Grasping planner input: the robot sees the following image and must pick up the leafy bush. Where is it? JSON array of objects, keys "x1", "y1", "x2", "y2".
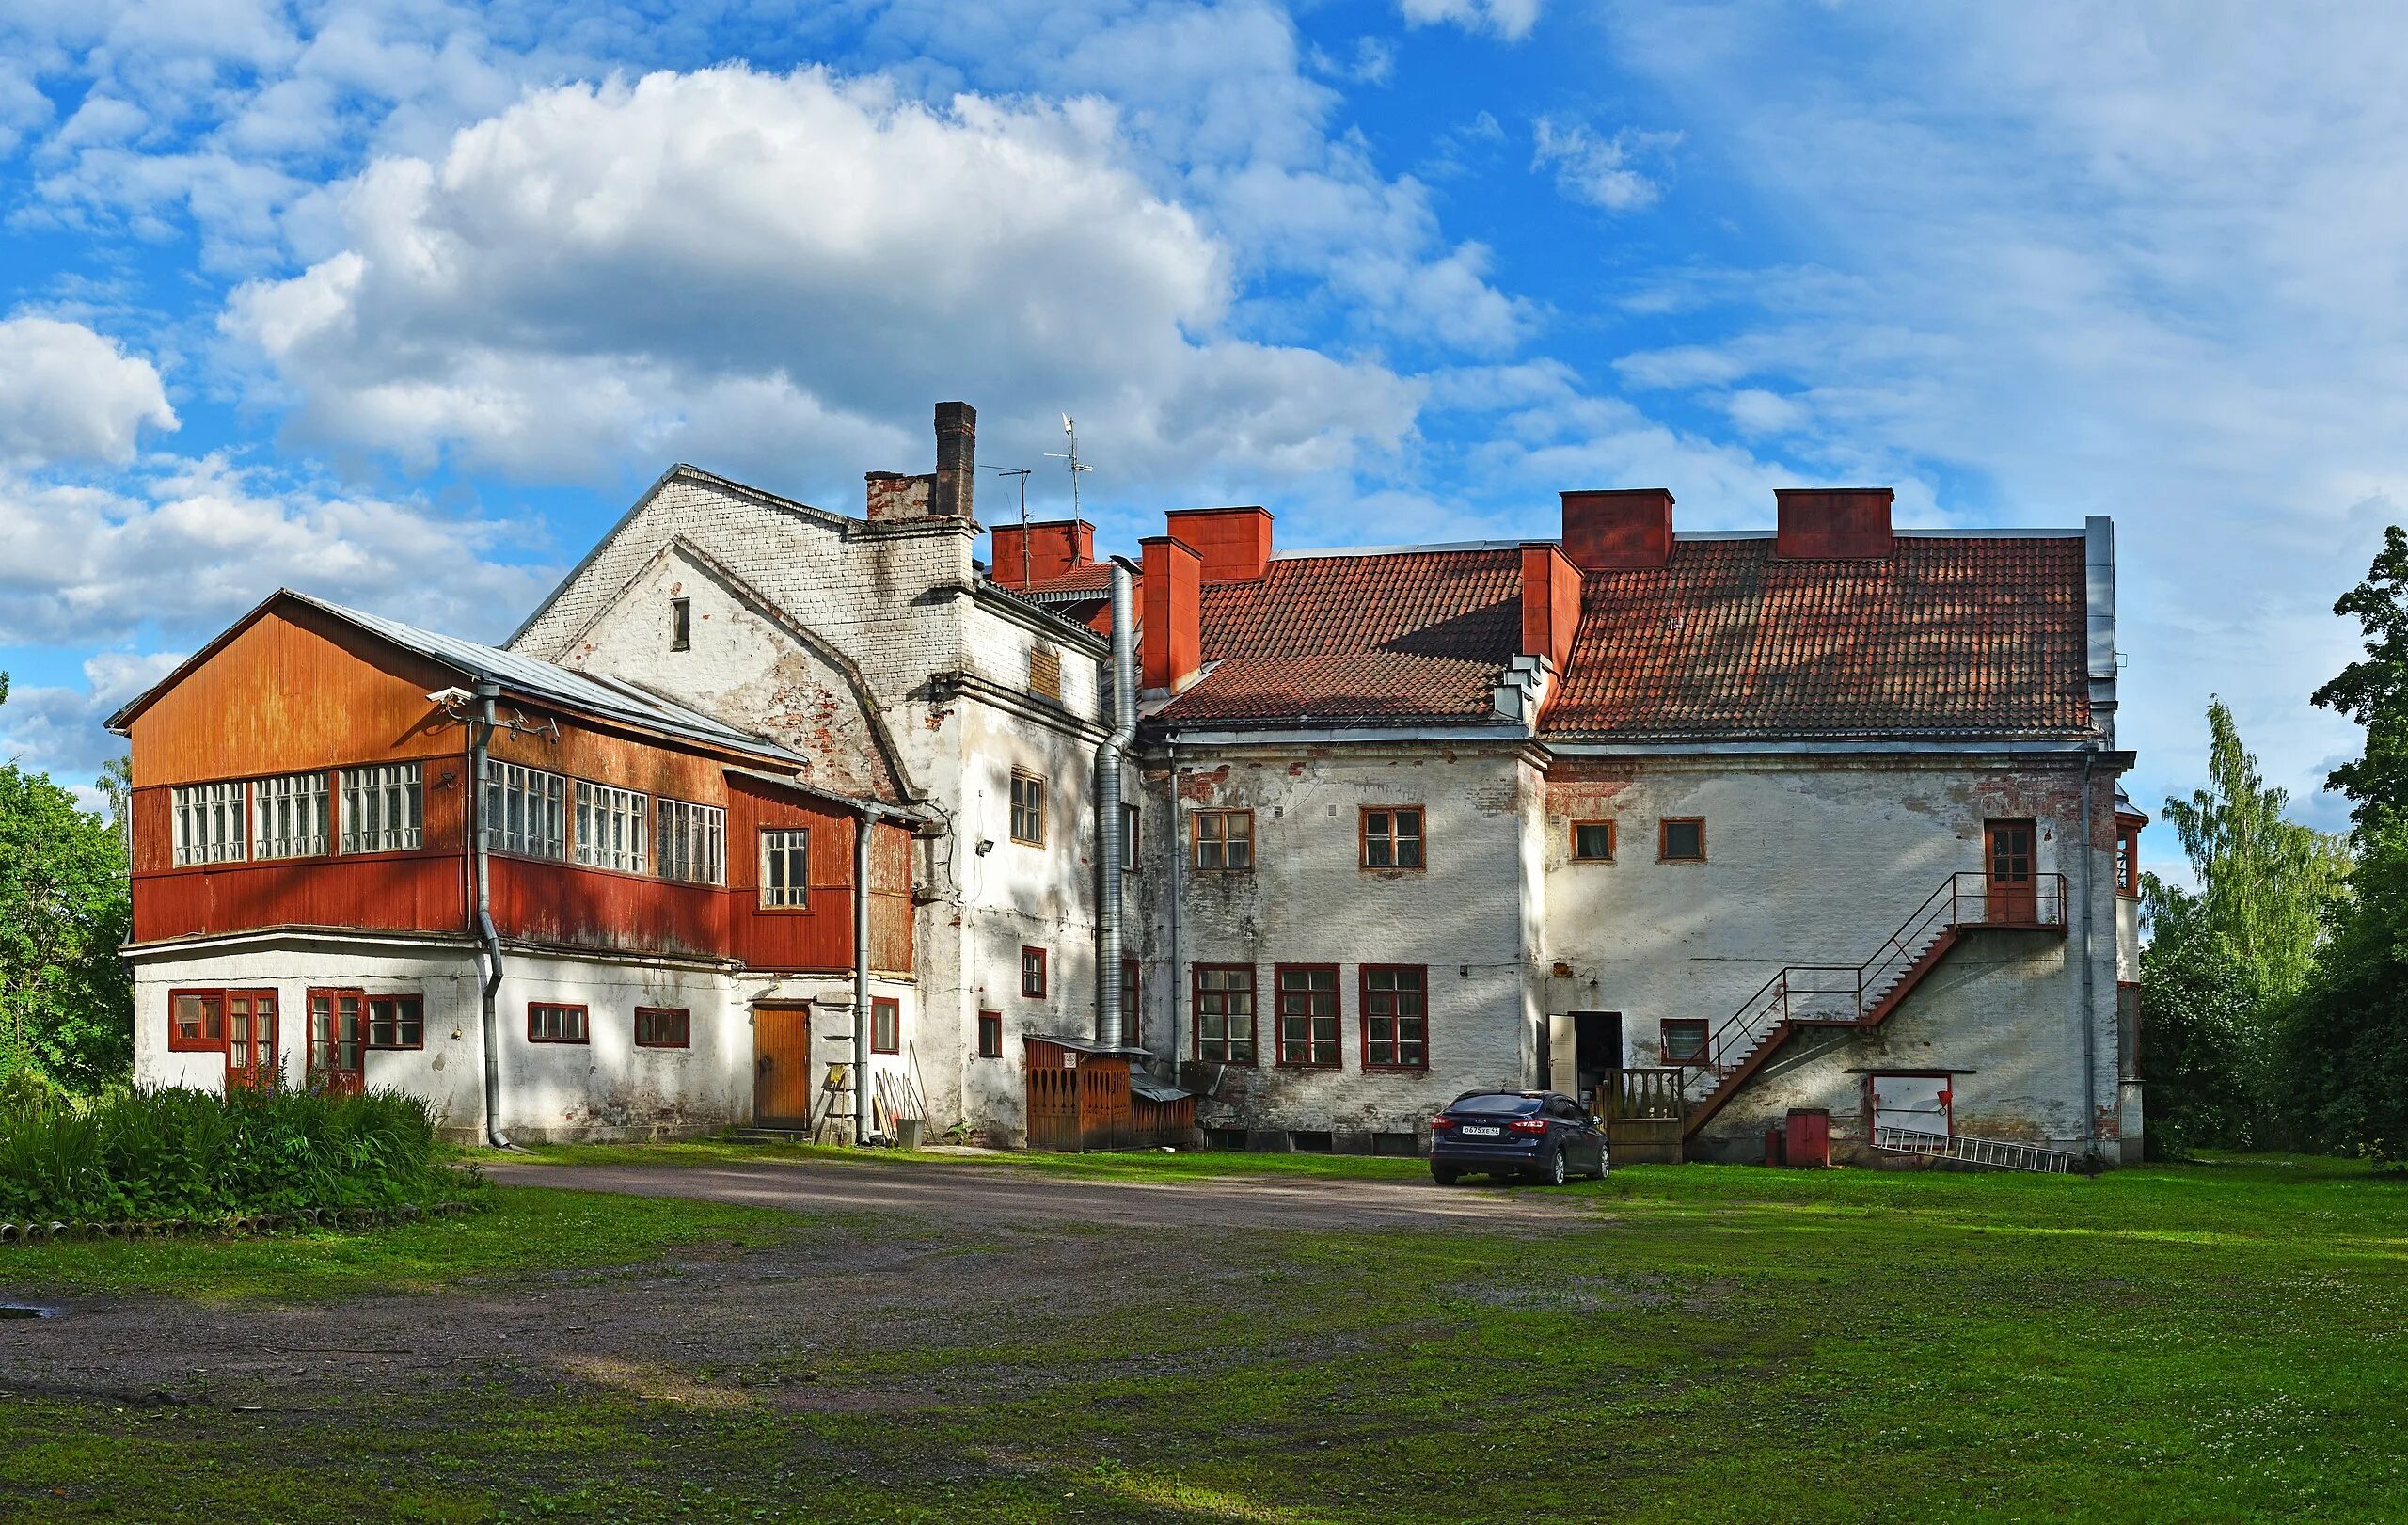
[{"x1": 0, "y1": 1085, "x2": 483, "y2": 1225}]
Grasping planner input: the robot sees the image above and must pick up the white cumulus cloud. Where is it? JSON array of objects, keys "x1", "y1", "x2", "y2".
[
  {"x1": 0, "y1": 316, "x2": 178, "y2": 465},
  {"x1": 1530, "y1": 118, "x2": 1677, "y2": 212},
  {"x1": 1398, "y1": 0, "x2": 1544, "y2": 43}
]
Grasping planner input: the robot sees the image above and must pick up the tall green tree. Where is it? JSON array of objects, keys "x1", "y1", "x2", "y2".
[
  {"x1": 2138, "y1": 700, "x2": 2347, "y2": 1153},
  {"x1": 0, "y1": 678, "x2": 135, "y2": 1088},
  {"x1": 2288, "y1": 527, "x2": 2408, "y2": 1161}
]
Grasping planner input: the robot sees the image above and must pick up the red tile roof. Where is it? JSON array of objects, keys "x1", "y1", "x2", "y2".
[
  {"x1": 1017, "y1": 563, "x2": 1117, "y2": 596},
  {"x1": 1539, "y1": 537, "x2": 2090, "y2": 739},
  {"x1": 1157, "y1": 548, "x2": 1524, "y2": 725}
]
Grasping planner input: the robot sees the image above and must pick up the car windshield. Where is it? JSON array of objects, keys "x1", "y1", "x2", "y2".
[{"x1": 1450, "y1": 1094, "x2": 1542, "y2": 1116}]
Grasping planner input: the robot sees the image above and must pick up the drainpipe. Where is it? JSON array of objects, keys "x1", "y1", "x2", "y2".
[
  {"x1": 854, "y1": 806, "x2": 873, "y2": 1145},
  {"x1": 1165, "y1": 732, "x2": 1182, "y2": 1079},
  {"x1": 2078, "y1": 746, "x2": 2100, "y2": 1168},
  {"x1": 469, "y1": 680, "x2": 510, "y2": 1149},
  {"x1": 1096, "y1": 564, "x2": 1137, "y2": 1047}
]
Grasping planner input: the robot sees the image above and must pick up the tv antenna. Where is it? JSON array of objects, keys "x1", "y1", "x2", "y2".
[
  {"x1": 986, "y1": 465, "x2": 1034, "y2": 586},
  {"x1": 1044, "y1": 413, "x2": 1093, "y2": 520}
]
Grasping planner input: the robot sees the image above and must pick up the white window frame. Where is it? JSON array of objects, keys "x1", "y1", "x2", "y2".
[
  {"x1": 341, "y1": 763, "x2": 423, "y2": 854},
  {"x1": 483, "y1": 759, "x2": 566, "y2": 860},
  {"x1": 575, "y1": 780, "x2": 649, "y2": 874},
  {"x1": 253, "y1": 770, "x2": 330, "y2": 861},
  {"x1": 657, "y1": 798, "x2": 727, "y2": 885},
  {"x1": 172, "y1": 782, "x2": 247, "y2": 866},
  {"x1": 761, "y1": 827, "x2": 811, "y2": 908}
]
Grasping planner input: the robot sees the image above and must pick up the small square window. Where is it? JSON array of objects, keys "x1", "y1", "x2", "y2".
[
  {"x1": 368, "y1": 995, "x2": 423, "y2": 1050},
  {"x1": 1570, "y1": 820, "x2": 1615, "y2": 862},
  {"x1": 1021, "y1": 945, "x2": 1048, "y2": 999},
  {"x1": 870, "y1": 996, "x2": 900, "y2": 1055},
  {"x1": 1010, "y1": 772, "x2": 1046, "y2": 846},
  {"x1": 635, "y1": 1006, "x2": 690, "y2": 1049},
  {"x1": 670, "y1": 596, "x2": 690, "y2": 651},
  {"x1": 1191, "y1": 809, "x2": 1253, "y2": 870},
  {"x1": 168, "y1": 991, "x2": 225, "y2": 1052},
  {"x1": 1659, "y1": 818, "x2": 1705, "y2": 863},
  {"x1": 977, "y1": 1010, "x2": 1004, "y2": 1058},
  {"x1": 1660, "y1": 1018, "x2": 1708, "y2": 1065},
  {"x1": 1362, "y1": 807, "x2": 1424, "y2": 870}
]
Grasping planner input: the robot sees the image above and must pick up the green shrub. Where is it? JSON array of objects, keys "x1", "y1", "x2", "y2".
[{"x1": 0, "y1": 1085, "x2": 483, "y2": 1225}]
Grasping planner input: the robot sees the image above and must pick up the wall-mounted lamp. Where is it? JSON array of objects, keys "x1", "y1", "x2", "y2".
[{"x1": 974, "y1": 839, "x2": 995, "y2": 855}]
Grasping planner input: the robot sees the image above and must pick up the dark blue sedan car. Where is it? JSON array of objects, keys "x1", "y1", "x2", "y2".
[{"x1": 1429, "y1": 1090, "x2": 1607, "y2": 1185}]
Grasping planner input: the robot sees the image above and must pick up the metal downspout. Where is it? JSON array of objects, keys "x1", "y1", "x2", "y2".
[
  {"x1": 854, "y1": 807, "x2": 873, "y2": 1145},
  {"x1": 1096, "y1": 565, "x2": 1137, "y2": 1047},
  {"x1": 1165, "y1": 733, "x2": 1181, "y2": 1079},
  {"x1": 470, "y1": 681, "x2": 510, "y2": 1149},
  {"x1": 2078, "y1": 746, "x2": 2100, "y2": 1168}
]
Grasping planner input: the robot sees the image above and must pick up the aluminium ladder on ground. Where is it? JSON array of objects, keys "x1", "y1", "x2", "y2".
[{"x1": 1870, "y1": 1124, "x2": 2075, "y2": 1174}]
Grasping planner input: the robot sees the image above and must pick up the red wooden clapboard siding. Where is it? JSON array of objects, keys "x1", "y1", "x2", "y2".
[
  {"x1": 134, "y1": 854, "x2": 468, "y2": 942},
  {"x1": 490, "y1": 857, "x2": 728, "y2": 960}
]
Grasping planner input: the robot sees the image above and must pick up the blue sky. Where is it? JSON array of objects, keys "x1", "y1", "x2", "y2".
[{"x1": 1, "y1": 1, "x2": 2398, "y2": 865}]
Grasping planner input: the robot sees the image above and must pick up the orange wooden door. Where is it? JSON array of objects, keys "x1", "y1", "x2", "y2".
[
  {"x1": 753, "y1": 1005, "x2": 813, "y2": 1127},
  {"x1": 224, "y1": 991, "x2": 280, "y2": 1091},
  {"x1": 308, "y1": 990, "x2": 365, "y2": 1096},
  {"x1": 1985, "y1": 818, "x2": 2037, "y2": 924}
]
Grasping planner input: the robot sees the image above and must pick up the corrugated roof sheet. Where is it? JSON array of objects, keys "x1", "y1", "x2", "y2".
[
  {"x1": 1539, "y1": 538, "x2": 2089, "y2": 739},
  {"x1": 1158, "y1": 548, "x2": 1523, "y2": 725},
  {"x1": 288, "y1": 592, "x2": 813, "y2": 765}
]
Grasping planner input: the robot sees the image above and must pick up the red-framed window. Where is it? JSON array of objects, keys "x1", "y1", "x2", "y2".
[
  {"x1": 529, "y1": 1002, "x2": 589, "y2": 1043},
  {"x1": 1361, "y1": 965, "x2": 1429, "y2": 1071},
  {"x1": 1191, "y1": 809, "x2": 1254, "y2": 870},
  {"x1": 1660, "y1": 1017, "x2": 1708, "y2": 1064},
  {"x1": 1020, "y1": 946, "x2": 1048, "y2": 999},
  {"x1": 1120, "y1": 959, "x2": 1142, "y2": 1046},
  {"x1": 636, "y1": 1007, "x2": 691, "y2": 1049},
  {"x1": 1275, "y1": 964, "x2": 1340, "y2": 1069},
  {"x1": 1361, "y1": 806, "x2": 1425, "y2": 869},
  {"x1": 1192, "y1": 964, "x2": 1257, "y2": 1065},
  {"x1": 368, "y1": 994, "x2": 423, "y2": 1050},
  {"x1": 1569, "y1": 820, "x2": 1615, "y2": 863},
  {"x1": 976, "y1": 1010, "x2": 1004, "y2": 1058},
  {"x1": 870, "y1": 996, "x2": 901, "y2": 1055},
  {"x1": 167, "y1": 989, "x2": 225, "y2": 1052}
]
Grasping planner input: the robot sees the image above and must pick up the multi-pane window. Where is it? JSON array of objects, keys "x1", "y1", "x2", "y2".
[
  {"x1": 308, "y1": 990, "x2": 365, "y2": 1093},
  {"x1": 636, "y1": 1007, "x2": 691, "y2": 1049},
  {"x1": 529, "y1": 1002, "x2": 589, "y2": 1042},
  {"x1": 1191, "y1": 809, "x2": 1253, "y2": 870},
  {"x1": 168, "y1": 991, "x2": 225, "y2": 1051},
  {"x1": 1362, "y1": 807, "x2": 1424, "y2": 869},
  {"x1": 341, "y1": 762, "x2": 423, "y2": 854},
  {"x1": 172, "y1": 782, "x2": 246, "y2": 866},
  {"x1": 1120, "y1": 959, "x2": 1142, "y2": 1046},
  {"x1": 670, "y1": 597, "x2": 690, "y2": 652},
  {"x1": 1021, "y1": 945, "x2": 1048, "y2": 999},
  {"x1": 1659, "y1": 818, "x2": 1706, "y2": 863},
  {"x1": 1010, "y1": 771, "x2": 1046, "y2": 845},
  {"x1": 2116, "y1": 823, "x2": 2142, "y2": 898},
  {"x1": 1193, "y1": 964, "x2": 1257, "y2": 1064},
  {"x1": 368, "y1": 994, "x2": 423, "y2": 1049},
  {"x1": 254, "y1": 771, "x2": 331, "y2": 860},
  {"x1": 576, "y1": 781, "x2": 649, "y2": 874},
  {"x1": 483, "y1": 760, "x2": 566, "y2": 859},
  {"x1": 1275, "y1": 965, "x2": 1340, "y2": 1069},
  {"x1": 1362, "y1": 965, "x2": 1429, "y2": 1071},
  {"x1": 657, "y1": 799, "x2": 727, "y2": 885},
  {"x1": 761, "y1": 828, "x2": 811, "y2": 908},
  {"x1": 1570, "y1": 820, "x2": 1616, "y2": 863},
  {"x1": 1660, "y1": 1018, "x2": 1708, "y2": 1065},
  {"x1": 977, "y1": 1010, "x2": 1004, "y2": 1058},
  {"x1": 871, "y1": 996, "x2": 900, "y2": 1055}
]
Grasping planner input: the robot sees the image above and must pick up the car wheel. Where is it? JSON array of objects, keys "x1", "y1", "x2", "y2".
[
  {"x1": 1535, "y1": 1148, "x2": 1567, "y2": 1187},
  {"x1": 1431, "y1": 1166, "x2": 1460, "y2": 1186}
]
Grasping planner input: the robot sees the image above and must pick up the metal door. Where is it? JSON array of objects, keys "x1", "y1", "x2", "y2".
[
  {"x1": 1985, "y1": 818, "x2": 2037, "y2": 924},
  {"x1": 224, "y1": 991, "x2": 279, "y2": 1091},
  {"x1": 753, "y1": 1005, "x2": 813, "y2": 1127}
]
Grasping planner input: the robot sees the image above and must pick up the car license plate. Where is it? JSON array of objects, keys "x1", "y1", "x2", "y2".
[{"x1": 1461, "y1": 1125, "x2": 1501, "y2": 1136}]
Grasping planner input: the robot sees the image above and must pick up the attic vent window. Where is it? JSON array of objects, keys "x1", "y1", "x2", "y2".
[
  {"x1": 1029, "y1": 643, "x2": 1062, "y2": 701},
  {"x1": 670, "y1": 597, "x2": 690, "y2": 651}
]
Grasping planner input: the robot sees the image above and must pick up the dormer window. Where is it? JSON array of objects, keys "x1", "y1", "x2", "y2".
[{"x1": 670, "y1": 597, "x2": 690, "y2": 651}]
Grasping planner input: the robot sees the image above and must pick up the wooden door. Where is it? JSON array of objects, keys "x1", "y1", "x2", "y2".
[
  {"x1": 224, "y1": 991, "x2": 279, "y2": 1092},
  {"x1": 753, "y1": 1005, "x2": 813, "y2": 1127},
  {"x1": 308, "y1": 990, "x2": 365, "y2": 1096},
  {"x1": 1985, "y1": 818, "x2": 2037, "y2": 924}
]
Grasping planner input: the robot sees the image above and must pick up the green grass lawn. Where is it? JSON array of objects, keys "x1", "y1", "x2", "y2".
[{"x1": 3, "y1": 1153, "x2": 2404, "y2": 1523}]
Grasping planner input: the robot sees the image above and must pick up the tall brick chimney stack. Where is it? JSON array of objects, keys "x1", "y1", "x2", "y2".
[{"x1": 933, "y1": 401, "x2": 976, "y2": 520}]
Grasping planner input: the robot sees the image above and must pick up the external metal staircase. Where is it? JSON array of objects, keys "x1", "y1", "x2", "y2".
[
  {"x1": 1870, "y1": 1125, "x2": 2074, "y2": 1174},
  {"x1": 1679, "y1": 870, "x2": 2068, "y2": 1141}
]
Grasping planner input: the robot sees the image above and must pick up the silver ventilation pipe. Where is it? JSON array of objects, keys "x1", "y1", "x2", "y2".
[
  {"x1": 854, "y1": 805, "x2": 874, "y2": 1144},
  {"x1": 469, "y1": 680, "x2": 511, "y2": 1149},
  {"x1": 1096, "y1": 564, "x2": 1137, "y2": 1047},
  {"x1": 2078, "y1": 745, "x2": 2101, "y2": 1168}
]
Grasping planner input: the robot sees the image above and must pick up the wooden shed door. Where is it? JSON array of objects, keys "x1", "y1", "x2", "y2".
[
  {"x1": 1985, "y1": 818, "x2": 2037, "y2": 924},
  {"x1": 753, "y1": 1005, "x2": 813, "y2": 1128},
  {"x1": 224, "y1": 992, "x2": 279, "y2": 1092}
]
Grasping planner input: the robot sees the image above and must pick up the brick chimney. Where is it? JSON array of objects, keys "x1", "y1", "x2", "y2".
[
  {"x1": 1163, "y1": 506, "x2": 1273, "y2": 582},
  {"x1": 1519, "y1": 542, "x2": 1582, "y2": 672},
  {"x1": 1140, "y1": 535, "x2": 1203, "y2": 692},
  {"x1": 1561, "y1": 489, "x2": 1673, "y2": 572},
  {"x1": 1775, "y1": 487, "x2": 1893, "y2": 559},
  {"x1": 990, "y1": 519, "x2": 1096, "y2": 590},
  {"x1": 932, "y1": 401, "x2": 976, "y2": 520},
  {"x1": 864, "y1": 471, "x2": 932, "y2": 520}
]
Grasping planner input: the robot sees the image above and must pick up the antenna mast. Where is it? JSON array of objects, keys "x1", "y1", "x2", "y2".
[
  {"x1": 986, "y1": 465, "x2": 1034, "y2": 586},
  {"x1": 1045, "y1": 413, "x2": 1094, "y2": 522}
]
